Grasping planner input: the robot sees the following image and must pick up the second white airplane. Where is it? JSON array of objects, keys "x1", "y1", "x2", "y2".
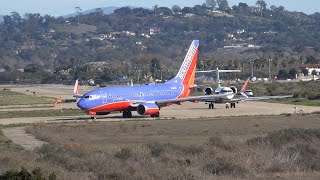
[{"x1": 196, "y1": 73, "x2": 292, "y2": 109}]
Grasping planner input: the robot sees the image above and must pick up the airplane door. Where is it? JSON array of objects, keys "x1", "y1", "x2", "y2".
[
  {"x1": 100, "y1": 91, "x2": 108, "y2": 104},
  {"x1": 139, "y1": 92, "x2": 144, "y2": 100}
]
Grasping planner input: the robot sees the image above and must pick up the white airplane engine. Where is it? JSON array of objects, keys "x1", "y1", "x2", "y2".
[
  {"x1": 230, "y1": 86, "x2": 238, "y2": 94},
  {"x1": 137, "y1": 103, "x2": 160, "y2": 115},
  {"x1": 204, "y1": 87, "x2": 214, "y2": 95}
]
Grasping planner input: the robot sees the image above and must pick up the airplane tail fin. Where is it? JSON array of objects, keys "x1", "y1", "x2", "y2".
[
  {"x1": 166, "y1": 40, "x2": 199, "y2": 86},
  {"x1": 239, "y1": 77, "x2": 250, "y2": 98},
  {"x1": 73, "y1": 79, "x2": 82, "y2": 98}
]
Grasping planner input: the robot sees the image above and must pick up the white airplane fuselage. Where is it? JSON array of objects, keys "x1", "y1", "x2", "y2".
[{"x1": 214, "y1": 86, "x2": 235, "y2": 103}]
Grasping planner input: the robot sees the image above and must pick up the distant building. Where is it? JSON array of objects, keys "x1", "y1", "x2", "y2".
[
  {"x1": 184, "y1": 13, "x2": 195, "y2": 17},
  {"x1": 150, "y1": 27, "x2": 161, "y2": 35},
  {"x1": 301, "y1": 64, "x2": 320, "y2": 75}
]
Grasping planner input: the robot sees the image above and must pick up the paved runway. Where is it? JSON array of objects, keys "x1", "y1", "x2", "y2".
[
  {"x1": 0, "y1": 84, "x2": 318, "y2": 125},
  {"x1": 0, "y1": 101, "x2": 318, "y2": 125}
]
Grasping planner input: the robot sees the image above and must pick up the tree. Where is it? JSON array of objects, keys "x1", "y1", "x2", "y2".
[
  {"x1": 206, "y1": 0, "x2": 217, "y2": 9},
  {"x1": 150, "y1": 58, "x2": 161, "y2": 79},
  {"x1": 312, "y1": 70, "x2": 318, "y2": 76},
  {"x1": 237, "y1": 3, "x2": 249, "y2": 13},
  {"x1": 277, "y1": 69, "x2": 289, "y2": 79},
  {"x1": 10, "y1": 12, "x2": 22, "y2": 24},
  {"x1": 75, "y1": 7, "x2": 82, "y2": 24},
  {"x1": 301, "y1": 69, "x2": 309, "y2": 76},
  {"x1": 256, "y1": 0, "x2": 267, "y2": 17},
  {"x1": 172, "y1": 5, "x2": 181, "y2": 14},
  {"x1": 306, "y1": 56, "x2": 318, "y2": 64},
  {"x1": 288, "y1": 68, "x2": 298, "y2": 78},
  {"x1": 95, "y1": 8, "x2": 104, "y2": 15},
  {"x1": 114, "y1": 7, "x2": 132, "y2": 16},
  {"x1": 217, "y1": 0, "x2": 229, "y2": 11},
  {"x1": 181, "y1": 7, "x2": 193, "y2": 14}
]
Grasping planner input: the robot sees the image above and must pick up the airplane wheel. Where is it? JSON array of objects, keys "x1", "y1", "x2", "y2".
[
  {"x1": 91, "y1": 116, "x2": 96, "y2": 120},
  {"x1": 127, "y1": 111, "x2": 132, "y2": 118},
  {"x1": 230, "y1": 103, "x2": 235, "y2": 108},
  {"x1": 151, "y1": 112, "x2": 160, "y2": 118},
  {"x1": 123, "y1": 111, "x2": 132, "y2": 118},
  {"x1": 208, "y1": 104, "x2": 211, "y2": 109}
]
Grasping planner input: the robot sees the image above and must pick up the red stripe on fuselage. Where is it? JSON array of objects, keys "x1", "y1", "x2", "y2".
[{"x1": 87, "y1": 101, "x2": 133, "y2": 114}]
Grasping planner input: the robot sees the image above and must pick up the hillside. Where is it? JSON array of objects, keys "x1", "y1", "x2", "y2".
[
  {"x1": 63, "y1": 6, "x2": 122, "y2": 18},
  {"x1": 0, "y1": 1, "x2": 319, "y2": 83}
]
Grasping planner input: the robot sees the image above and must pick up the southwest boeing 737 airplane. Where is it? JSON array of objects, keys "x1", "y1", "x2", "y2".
[{"x1": 73, "y1": 40, "x2": 227, "y2": 119}]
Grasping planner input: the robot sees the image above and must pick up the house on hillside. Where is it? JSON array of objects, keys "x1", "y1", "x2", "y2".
[
  {"x1": 301, "y1": 64, "x2": 320, "y2": 75},
  {"x1": 150, "y1": 27, "x2": 161, "y2": 35}
]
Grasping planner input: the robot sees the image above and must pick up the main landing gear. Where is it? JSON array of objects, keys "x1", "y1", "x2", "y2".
[
  {"x1": 123, "y1": 111, "x2": 133, "y2": 118},
  {"x1": 226, "y1": 102, "x2": 236, "y2": 109},
  {"x1": 150, "y1": 112, "x2": 160, "y2": 118},
  {"x1": 208, "y1": 103, "x2": 214, "y2": 109}
]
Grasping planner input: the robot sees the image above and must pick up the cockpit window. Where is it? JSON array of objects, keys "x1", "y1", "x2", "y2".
[{"x1": 84, "y1": 95, "x2": 100, "y2": 100}]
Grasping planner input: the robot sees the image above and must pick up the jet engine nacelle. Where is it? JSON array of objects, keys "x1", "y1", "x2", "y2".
[
  {"x1": 204, "y1": 87, "x2": 214, "y2": 95},
  {"x1": 230, "y1": 86, "x2": 238, "y2": 94},
  {"x1": 137, "y1": 102, "x2": 160, "y2": 115}
]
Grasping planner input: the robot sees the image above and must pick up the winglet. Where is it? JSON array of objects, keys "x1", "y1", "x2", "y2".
[{"x1": 73, "y1": 79, "x2": 79, "y2": 97}]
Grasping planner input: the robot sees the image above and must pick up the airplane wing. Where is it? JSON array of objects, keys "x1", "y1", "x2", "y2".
[
  {"x1": 232, "y1": 95, "x2": 293, "y2": 102},
  {"x1": 155, "y1": 94, "x2": 228, "y2": 107},
  {"x1": 197, "y1": 70, "x2": 241, "y2": 73},
  {"x1": 198, "y1": 94, "x2": 292, "y2": 103}
]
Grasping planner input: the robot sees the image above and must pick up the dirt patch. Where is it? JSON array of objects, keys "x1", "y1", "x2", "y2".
[{"x1": 2, "y1": 127, "x2": 47, "y2": 151}]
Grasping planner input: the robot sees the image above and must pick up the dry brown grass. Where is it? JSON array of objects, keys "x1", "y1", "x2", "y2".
[{"x1": 2, "y1": 114, "x2": 320, "y2": 179}]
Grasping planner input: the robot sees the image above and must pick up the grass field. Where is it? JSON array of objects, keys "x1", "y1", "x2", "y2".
[
  {"x1": 0, "y1": 109, "x2": 85, "y2": 119},
  {"x1": 1, "y1": 114, "x2": 320, "y2": 179},
  {"x1": 0, "y1": 125, "x2": 22, "y2": 152},
  {"x1": 268, "y1": 98, "x2": 320, "y2": 107},
  {"x1": 0, "y1": 89, "x2": 55, "y2": 106}
]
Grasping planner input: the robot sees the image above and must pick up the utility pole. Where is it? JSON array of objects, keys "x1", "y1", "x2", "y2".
[
  {"x1": 250, "y1": 60, "x2": 254, "y2": 77},
  {"x1": 268, "y1": 58, "x2": 273, "y2": 80}
]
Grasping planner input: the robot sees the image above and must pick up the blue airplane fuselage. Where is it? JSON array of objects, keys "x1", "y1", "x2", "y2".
[{"x1": 77, "y1": 83, "x2": 186, "y2": 113}]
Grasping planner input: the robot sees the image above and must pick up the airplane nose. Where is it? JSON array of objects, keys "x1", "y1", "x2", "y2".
[{"x1": 77, "y1": 99, "x2": 87, "y2": 110}]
